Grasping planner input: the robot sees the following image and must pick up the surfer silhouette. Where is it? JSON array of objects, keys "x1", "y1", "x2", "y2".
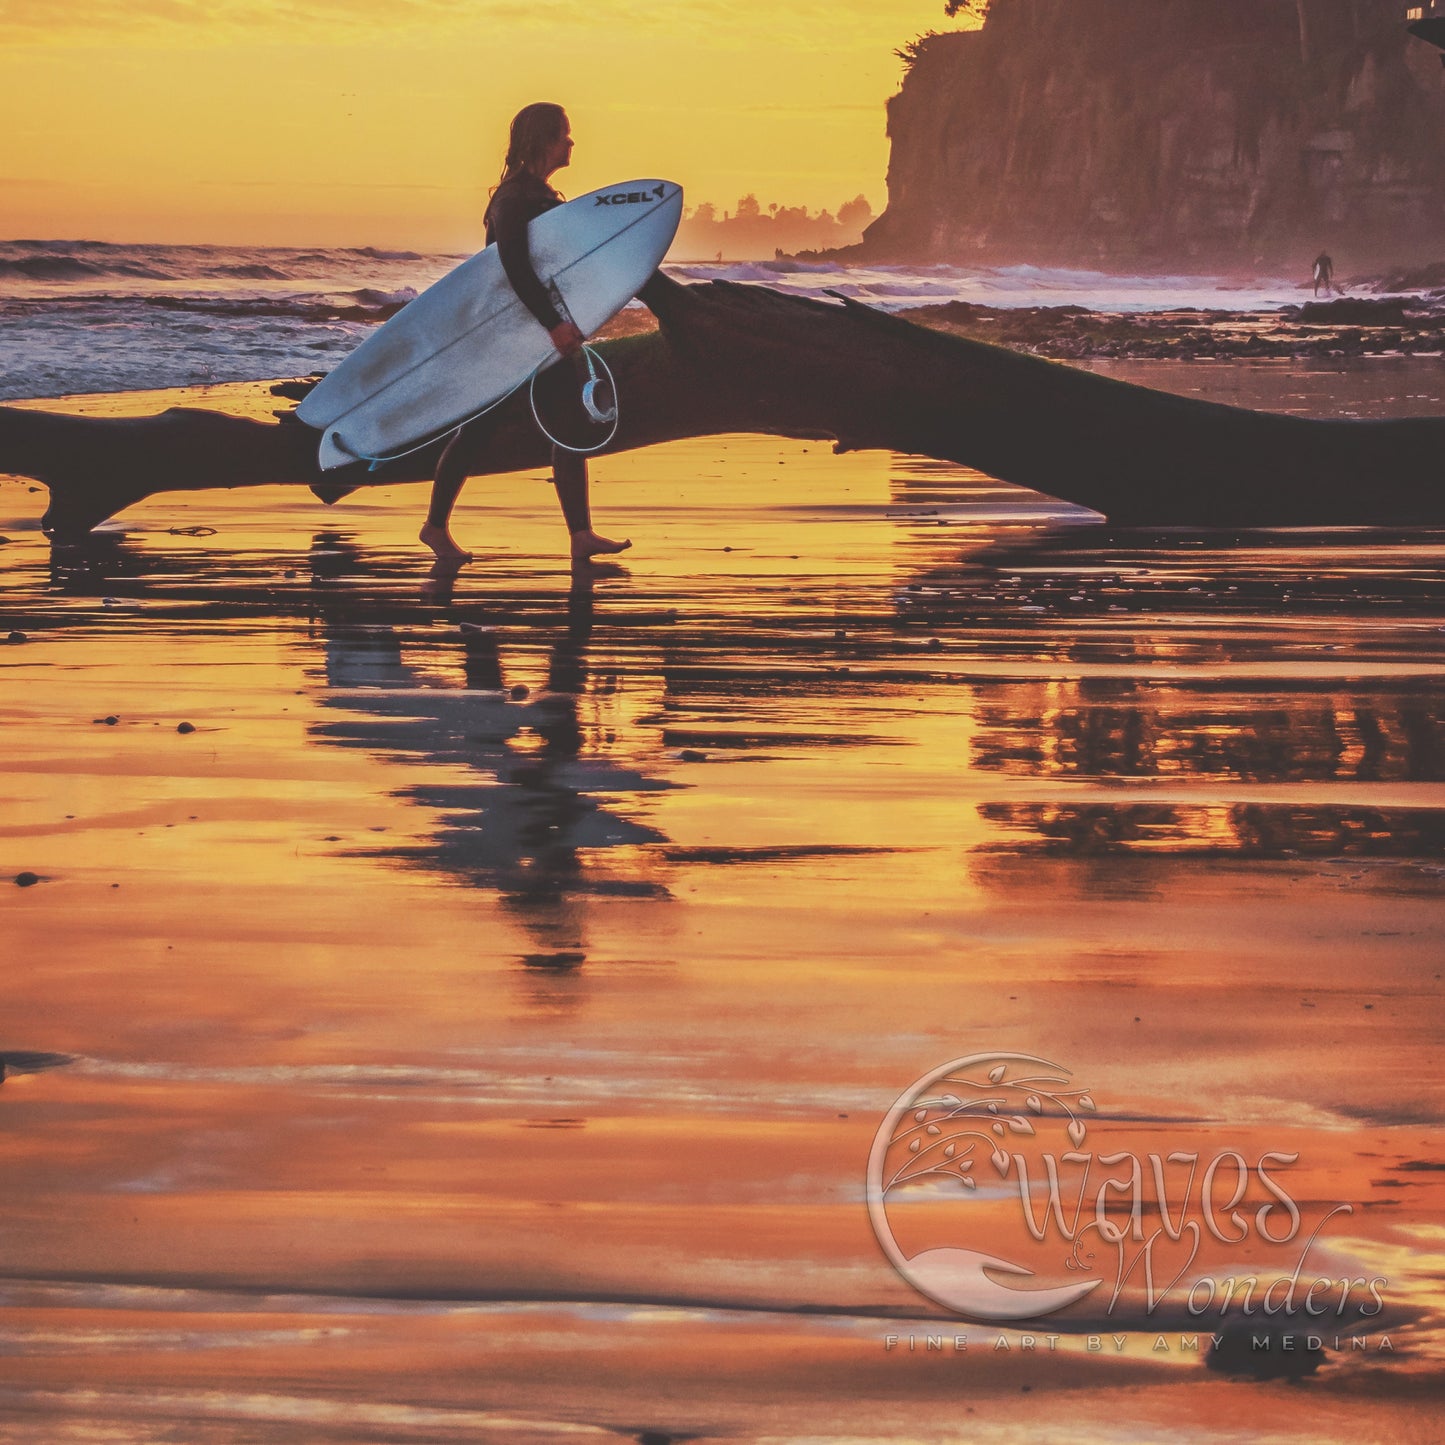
[
  {"x1": 421, "y1": 103, "x2": 639, "y2": 566},
  {"x1": 1312, "y1": 251, "x2": 1336, "y2": 297}
]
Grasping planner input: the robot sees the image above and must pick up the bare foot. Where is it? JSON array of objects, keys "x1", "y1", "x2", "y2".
[
  {"x1": 420, "y1": 523, "x2": 473, "y2": 563},
  {"x1": 570, "y1": 529, "x2": 631, "y2": 563}
]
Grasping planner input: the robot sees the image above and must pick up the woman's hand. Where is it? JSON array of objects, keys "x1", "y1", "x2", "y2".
[{"x1": 548, "y1": 321, "x2": 585, "y2": 358}]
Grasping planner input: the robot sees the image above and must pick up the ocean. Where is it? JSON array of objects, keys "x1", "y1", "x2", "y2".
[{"x1": 0, "y1": 237, "x2": 1335, "y2": 402}]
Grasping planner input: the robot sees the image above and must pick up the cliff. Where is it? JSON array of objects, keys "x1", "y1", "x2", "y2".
[{"x1": 864, "y1": 0, "x2": 1445, "y2": 268}]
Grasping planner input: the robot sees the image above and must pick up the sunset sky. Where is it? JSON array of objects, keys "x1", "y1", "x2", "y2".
[{"x1": 1, "y1": 2, "x2": 968, "y2": 249}]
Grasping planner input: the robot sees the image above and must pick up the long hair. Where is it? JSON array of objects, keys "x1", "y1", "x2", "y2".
[{"x1": 495, "y1": 103, "x2": 567, "y2": 189}]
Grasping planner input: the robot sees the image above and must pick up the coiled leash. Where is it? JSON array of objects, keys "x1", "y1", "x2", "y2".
[{"x1": 528, "y1": 343, "x2": 619, "y2": 455}]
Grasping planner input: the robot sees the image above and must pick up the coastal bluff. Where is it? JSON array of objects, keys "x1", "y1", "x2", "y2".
[{"x1": 863, "y1": 0, "x2": 1445, "y2": 268}]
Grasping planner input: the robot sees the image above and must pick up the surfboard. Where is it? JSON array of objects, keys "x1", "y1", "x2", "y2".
[{"x1": 297, "y1": 179, "x2": 683, "y2": 471}]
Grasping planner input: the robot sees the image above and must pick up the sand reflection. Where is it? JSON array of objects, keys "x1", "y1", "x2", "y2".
[
  {"x1": 306, "y1": 539, "x2": 673, "y2": 983},
  {"x1": 1, "y1": 399, "x2": 1443, "y2": 1439}
]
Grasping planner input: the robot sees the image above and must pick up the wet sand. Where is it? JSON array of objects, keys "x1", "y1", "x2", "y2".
[{"x1": 1, "y1": 365, "x2": 1443, "y2": 1441}]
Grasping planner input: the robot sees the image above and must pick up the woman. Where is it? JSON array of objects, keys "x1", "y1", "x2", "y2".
[{"x1": 420, "y1": 103, "x2": 633, "y2": 566}]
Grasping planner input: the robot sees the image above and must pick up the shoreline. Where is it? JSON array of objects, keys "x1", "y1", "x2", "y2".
[
  {"x1": 896, "y1": 295, "x2": 1445, "y2": 363},
  {"x1": 10, "y1": 299, "x2": 1445, "y2": 423},
  {"x1": 8, "y1": 251, "x2": 1445, "y2": 409}
]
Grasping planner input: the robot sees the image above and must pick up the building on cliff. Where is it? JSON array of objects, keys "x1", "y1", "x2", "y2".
[
  {"x1": 863, "y1": 0, "x2": 1445, "y2": 269},
  {"x1": 1407, "y1": 1, "x2": 1445, "y2": 57}
]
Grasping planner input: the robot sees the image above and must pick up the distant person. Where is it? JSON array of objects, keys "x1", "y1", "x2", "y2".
[
  {"x1": 1312, "y1": 251, "x2": 1336, "y2": 297},
  {"x1": 420, "y1": 103, "x2": 646, "y2": 567}
]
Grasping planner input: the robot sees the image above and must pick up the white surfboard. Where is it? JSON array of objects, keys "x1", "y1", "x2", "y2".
[{"x1": 297, "y1": 179, "x2": 683, "y2": 470}]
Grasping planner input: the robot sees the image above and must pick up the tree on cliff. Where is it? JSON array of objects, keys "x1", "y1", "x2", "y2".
[
  {"x1": 838, "y1": 194, "x2": 873, "y2": 230},
  {"x1": 943, "y1": 0, "x2": 1325, "y2": 59}
]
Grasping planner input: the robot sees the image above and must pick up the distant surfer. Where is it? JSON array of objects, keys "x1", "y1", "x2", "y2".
[
  {"x1": 420, "y1": 103, "x2": 638, "y2": 566},
  {"x1": 1312, "y1": 251, "x2": 1336, "y2": 297}
]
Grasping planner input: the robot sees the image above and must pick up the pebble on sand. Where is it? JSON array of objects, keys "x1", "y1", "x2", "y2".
[
  {"x1": 6, "y1": 631, "x2": 25, "y2": 644},
  {"x1": 176, "y1": 721, "x2": 196, "y2": 734},
  {"x1": 15, "y1": 872, "x2": 39, "y2": 887},
  {"x1": 679, "y1": 749, "x2": 708, "y2": 763},
  {"x1": 510, "y1": 684, "x2": 530, "y2": 701}
]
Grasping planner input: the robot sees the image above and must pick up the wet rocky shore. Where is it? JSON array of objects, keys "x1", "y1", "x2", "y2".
[{"x1": 900, "y1": 290, "x2": 1445, "y2": 362}]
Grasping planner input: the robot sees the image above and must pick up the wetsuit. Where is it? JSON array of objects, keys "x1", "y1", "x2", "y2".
[
  {"x1": 485, "y1": 168, "x2": 666, "y2": 337},
  {"x1": 484, "y1": 171, "x2": 567, "y2": 332},
  {"x1": 484, "y1": 171, "x2": 597, "y2": 440}
]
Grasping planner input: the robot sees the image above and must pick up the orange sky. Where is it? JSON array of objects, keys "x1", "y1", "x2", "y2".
[{"x1": 0, "y1": 2, "x2": 969, "y2": 249}]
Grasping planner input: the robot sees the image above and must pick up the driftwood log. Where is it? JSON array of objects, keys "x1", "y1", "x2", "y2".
[{"x1": 3, "y1": 273, "x2": 1444, "y2": 538}]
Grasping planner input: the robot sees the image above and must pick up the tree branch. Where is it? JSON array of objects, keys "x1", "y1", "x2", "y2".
[{"x1": 3, "y1": 274, "x2": 1443, "y2": 538}]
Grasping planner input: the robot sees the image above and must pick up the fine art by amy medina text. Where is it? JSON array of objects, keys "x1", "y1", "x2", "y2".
[{"x1": 1, "y1": 2, "x2": 1443, "y2": 1441}]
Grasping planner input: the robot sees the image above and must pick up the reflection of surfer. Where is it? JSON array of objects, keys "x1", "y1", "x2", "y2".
[
  {"x1": 1312, "y1": 251, "x2": 1336, "y2": 297},
  {"x1": 421, "y1": 104, "x2": 640, "y2": 567}
]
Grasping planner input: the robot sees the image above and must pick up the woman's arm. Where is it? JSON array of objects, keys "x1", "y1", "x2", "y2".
[{"x1": 489, "y1": 187, "x2": 573, "y2": 345}]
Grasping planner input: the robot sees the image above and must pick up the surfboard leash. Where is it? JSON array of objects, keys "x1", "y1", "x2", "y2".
[{"x1": 527, "y1": 344, "x2": 619, "y2": 455}]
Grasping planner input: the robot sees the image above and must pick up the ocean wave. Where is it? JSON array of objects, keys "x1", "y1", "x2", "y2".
[
  {"x1": 349, "y1": 285, "x2": 418, "y2": 309},
  {"x1": 131, "y1": 288, "x2": 417, "y2": 322},
  {"x1": 2, "y1": 240, "x2": 1411, "y2": 402},
  {"x1": 0, "y1": 255, "x2": 172, "y2": 281},
  {"x1": 0, "y1": 240, "x2": 444, "y2": 290},
  {"x1": 0, "y1": 286, "x2": 419, "y2": 325},
  {"x1": 347, "y1": 245, "x2": 427, "y2": 261},
  {"x1": 202, "y1": 262, "x2": 291, "y2": 280},
  {"x1": 659, "y1": 259, "x2": 1322, "y2": 314},
  {"x1": 668, "y1": 261, "x2": 812, "y2": 284}
]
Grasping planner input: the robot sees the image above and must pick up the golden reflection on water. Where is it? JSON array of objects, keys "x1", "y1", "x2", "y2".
[{"x1": 0, "y1": 379, "x2": 1443, "y2": 1440}]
